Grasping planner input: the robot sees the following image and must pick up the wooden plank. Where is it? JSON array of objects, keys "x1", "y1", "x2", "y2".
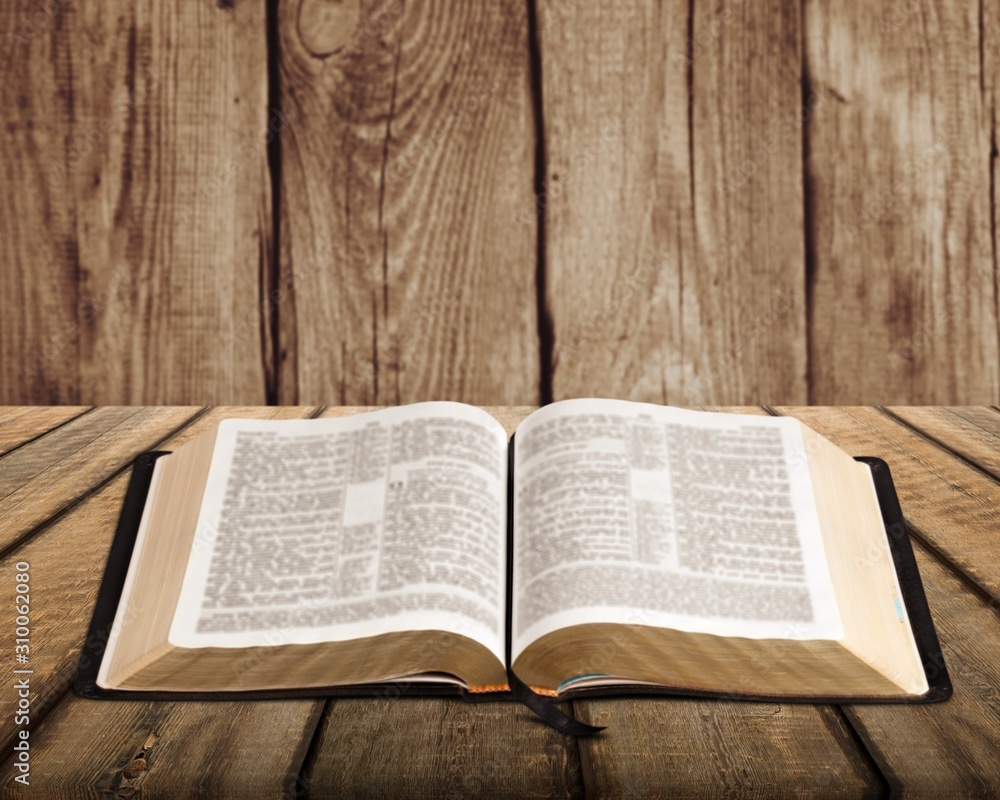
[
  {"x1": 577, "y1": 702, "x2": 880, "y2": 799},
  {"x1": 304, "y1": 406, "x2": 585, "y2": 798},
  {"x1": 0, "y1": 407, "x2": 91, "y2": 456},
  {"x1": 305, "y1": 699, "x2": 583, "y2": 799},
  {"x1": 275, "y1": 0, "x2": 538, "y2": 405},
  {"x1": 573, "y1": 406, "x2": 881, "y2": 797},
  {"x1": 885, "y1": 407, "x2": 1000, "y2": 477},
  {"x1": 1, "y1": 1, "x2": 271, "y2": 405},
  {"x1": 539, "y1": 0, "x2": 807, "y2": 405},
  {"x1": 0, "y1": 0, "x2": 80, "y2": 404},
  {"x1": 843, "y1": 541, "x2": 1000, "y2": 798},
  {"x1": 0, "y1": 408, "x2": 162, "y2": 496},
  {"x1": 771, "y1": 407, "x2": 1000, "y2": 601},
  {"x1": 9, "y1": 700, "x2": 322, "y2": 800},
  {"x1": 803, "y1": 0, "x2": 999, "y2": 403},
  {"x1": 0, "y1": 407, "x2": 323, "y2": 799},
  {"x1": 0, "y1": 406, "x2": 201, "y2": 552}
]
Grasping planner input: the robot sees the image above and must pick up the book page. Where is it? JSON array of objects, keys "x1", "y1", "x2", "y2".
[
  {"x1": 169, "y1": 403, "x2": 509, "y2": 665},
  {"x1": 512, "y1": 399, "x2": 842, "y2": 659}
]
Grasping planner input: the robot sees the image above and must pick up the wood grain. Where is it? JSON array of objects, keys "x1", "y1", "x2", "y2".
[
  {"x1": 10, "y1": 699, "x2": 322, "y2": 800},
  {"x1": 884, "y1": 406, "x2": 1000, "y2": 477},
  {"x1": 0, "y1": 406, "x2": 200, "y2": 552},
  {"x1": 0, "y1": 1, "x2": 273, "y2": 405},
  {"x1": 1, "y1": 0, "x2": 80, "y2": 404},
  {"x1": 803, "y1": 0, "x2": 999, "y2": 403},
  {"x1": 0, "y1": 407, "x2": 324, "y2": 798},
  {"x1": 3, "y1": 1, "x2": 999, "y2": 407},
  {"x1": 539, "y1": 0, "x2": 808, "y2": 405},
  {"x1": 275, "y1": 0, "x2": 538, "y2": 406},
  {"x1": 305, "y1": 699, "x2": 583, "y2": 799},
  {"x1": 577, "y1": 702, "x2": 881, "y2": 799},
  {"x1": 572, "y1": 406, "x2": 882, "y2": 797},
  {"x1": 0, "y1": 407, "x2": 90, "y2": 455},
  {"x1": 772, "y1": 406, "x2": 1000, "y2": 601}
]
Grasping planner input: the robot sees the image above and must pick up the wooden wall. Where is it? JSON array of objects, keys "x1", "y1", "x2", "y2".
[{"x1": 2, "y1": 0, "x2": 997, "y2": 406}]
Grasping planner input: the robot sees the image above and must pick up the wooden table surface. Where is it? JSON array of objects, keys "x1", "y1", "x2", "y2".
[{"x1": 1, "y1": 405, "x2": 998, "y2": 798}]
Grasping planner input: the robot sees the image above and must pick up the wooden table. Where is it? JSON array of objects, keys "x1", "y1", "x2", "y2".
[{"x1": 1, "y1": 406, "x2": 998, "y2": 798}]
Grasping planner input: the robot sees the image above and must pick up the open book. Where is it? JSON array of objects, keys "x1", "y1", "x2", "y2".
[{"x1": 78, "y1": 401, "x2": 949, "y2": 710}]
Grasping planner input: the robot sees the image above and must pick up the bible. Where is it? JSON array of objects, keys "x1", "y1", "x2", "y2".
[{"x1": 76, "y1": 401, "x2": 950, "y2": 719}]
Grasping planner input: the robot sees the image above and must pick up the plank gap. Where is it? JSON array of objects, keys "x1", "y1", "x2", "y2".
[
  {"x1": 264, "y1": 0, "x2": 284, "y2": 406},
  {"x1": 800, "y1": 0, "x2": 818, "y2": 406},
  {"x1": 287, "y1": 701, "x2": 329, "y2": 800},
  {"x1": 827, "y1": 705, "x2": 891, "y2": 799},
  {"x1": 527, "y1": 0, "x2": 553, "y2": 406},
  {"x1": 876, "y1": 407, "x2": 1000, "y2": 485},
  {"x1": 990, "y1": 99, "x2": 998, "y2": 365},
  {"x1": 685, "y1": 0, "x2": 695, "y2": 224},
  {"x1": 907, "y1": 519, "x2": 1000, "y2": 612},
  {"x1": 0, "y1": 406, "x2": 211, "y2": 562},
  {"x1": 0, "y1": 407, "x2": 95, "y2": 462}
]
